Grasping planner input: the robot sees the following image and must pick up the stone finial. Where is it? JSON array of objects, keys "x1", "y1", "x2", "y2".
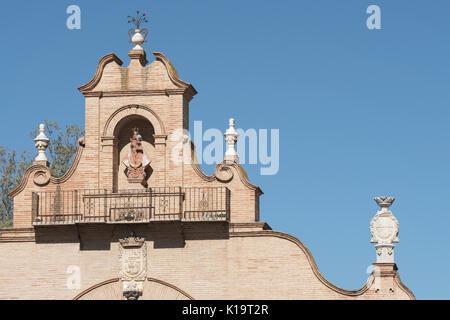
[
  {"x1": 224, "y1": 118, "x2": 239, "y2": 163},
  {"x1": 374, "y1": 197, "x2": 395, "y2": 210},
  {"x1": 370, "y1": 196, "x2": 399, "y2": 263},
  {"x1": 128, "y1": 11, "x2": 149, "y2": 51},
  {"x1": 34, "y1": 124, "x2": 50, "y2": 164}
]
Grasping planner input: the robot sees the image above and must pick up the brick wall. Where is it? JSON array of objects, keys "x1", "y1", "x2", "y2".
[{"x1": 0, "y1": 225, "x2": 413, "y2": 299}]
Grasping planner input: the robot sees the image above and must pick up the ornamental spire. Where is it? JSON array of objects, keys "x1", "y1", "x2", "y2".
[
  {"x1": 370, "y1": 197, "x2": 399, "y2": 263},
  {"x1": 33, "y1": 123, "x2": 50, "y2": 165},
  {"x1": 127, "y1": 11, "x2": 149, "y2": 51},
  {"x1": 224, "y1": 118, "x2": 239, "y2": 163}
]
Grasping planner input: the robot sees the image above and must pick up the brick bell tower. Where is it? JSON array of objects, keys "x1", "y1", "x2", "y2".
[{"x1": 77, "y1": 21, "x2": 196, "y2": 191}]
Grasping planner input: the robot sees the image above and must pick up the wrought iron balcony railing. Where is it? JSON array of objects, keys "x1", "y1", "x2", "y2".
[{"x1": 31, "y1": 187, "x2": 230, "y2": 225}]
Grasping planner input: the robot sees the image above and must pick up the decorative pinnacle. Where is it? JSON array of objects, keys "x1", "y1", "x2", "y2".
[
  {"x1": 370, "y1": 196, "x2": 399, "y2": 263},
  {"x1": 224, "y1": 118, "x2": 239, "y2": 163},
  {"x1": 127, "y1": 11, "x2": 149, "y2": 51},
  {"x1": 127, "y1": 11, "x2": 148, "y2": 30},
  {"x1": 374, "y1": 197, "x2": 395, "y2": 211},
  {"x1": 34, "y1": 123, "x2": 50, "y2": 163}
]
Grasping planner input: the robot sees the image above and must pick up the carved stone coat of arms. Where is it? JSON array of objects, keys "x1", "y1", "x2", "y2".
[{"x1": 119, "y1": 234, "x2": 147, "y2": 300}]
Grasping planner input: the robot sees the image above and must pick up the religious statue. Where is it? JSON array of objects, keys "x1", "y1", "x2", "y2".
[{"x1": 122, "y1": 128, "x2": 151, "y2": 181}]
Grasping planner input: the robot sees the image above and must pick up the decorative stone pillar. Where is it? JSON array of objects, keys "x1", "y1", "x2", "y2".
[
  {"x1": 119, "y1": 233, "x2": 147, "y2": 300},
  {"x1": 224, "y1": 118, "x2": 239, "y2": 163},
  {"x1": 34, "y1": 123, "x2": 50, "y2": 166},
  {"x1": 370, "y1": 197, "x2": 399, "y2": 263}
]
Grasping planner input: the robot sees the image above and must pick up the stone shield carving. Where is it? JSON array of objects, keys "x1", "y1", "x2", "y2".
[
  {"x1": 370, "y1": 212, "x2": 399, "y2": 245},
  {"x1": 119, "y1": 234, "x2": 147, "y2": 300},
  {"x1": 370, "y1": 197, "x2": 400, "y2": 263},
  {"x1": 120, "y1": 245, "x2": 146, "y2": 281}
]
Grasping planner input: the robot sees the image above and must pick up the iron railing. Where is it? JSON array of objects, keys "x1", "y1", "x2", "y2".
[
  {"x1": 183, "y1": 187, "x2": 230, "y2": 221},
  {"x1": 31, "y1": 187, "x2": 230, "y2": 225}
]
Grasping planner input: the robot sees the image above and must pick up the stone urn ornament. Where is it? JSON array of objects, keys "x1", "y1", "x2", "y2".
[
  {"x1": 128, "y1": 11, "x2": 149, "y2": 50},
  {"x1": 34, "y1": 123, "x2": 50, "y2": 163},
  {"x1": 224, "y1": 118, "x2": 239, "y2": 163}
]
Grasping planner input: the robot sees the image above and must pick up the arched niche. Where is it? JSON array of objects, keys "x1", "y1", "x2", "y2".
[
  {"x1": 113, "y1": 114, "x2": 155, "y2": 190},
  {"x1": 103, "y1": 104, "x2": 166, "y2": 137}
]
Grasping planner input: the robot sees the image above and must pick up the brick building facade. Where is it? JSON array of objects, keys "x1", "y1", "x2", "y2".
[{"x1": 0, "y1": 29, "x2": 414, "y2": 299}]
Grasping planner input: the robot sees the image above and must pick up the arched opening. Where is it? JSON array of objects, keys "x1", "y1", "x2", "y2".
[
  {"x1": 113, "y1": 115, "x2": 156, "y2": 190},
  {"x1": 73, "y1": 278, "x2": 194, "y2": 300}
]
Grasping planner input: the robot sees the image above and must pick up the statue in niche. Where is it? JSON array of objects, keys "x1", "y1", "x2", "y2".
[{"x1": 122, "y1": 128, "x2": 151, "y2": 182}]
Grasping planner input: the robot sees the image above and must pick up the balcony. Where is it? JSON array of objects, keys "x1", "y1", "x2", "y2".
[{"x1": 31, "y1": 187, "x2": 230, "y2": 226}]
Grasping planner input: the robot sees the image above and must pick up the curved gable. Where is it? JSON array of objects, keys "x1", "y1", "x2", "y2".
[{"x1": 78, "y1": 53, "x2": 123, "y2": 93}]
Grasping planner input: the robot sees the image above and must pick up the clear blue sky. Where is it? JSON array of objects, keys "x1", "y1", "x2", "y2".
[{"x1": 0, "y1": 1, "x2": 449, "y2": 299}]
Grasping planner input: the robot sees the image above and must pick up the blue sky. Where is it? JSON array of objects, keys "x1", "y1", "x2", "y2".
[{"x1": 0, "y1": 1, "x2": 449, "y2": 299}]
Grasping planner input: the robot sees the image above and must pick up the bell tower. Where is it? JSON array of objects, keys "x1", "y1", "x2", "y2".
[
  {"x1": 10, "y1": 11, "x2": 262, "y2": 230},
  {"x1": 77, "y1": 11, "x2": 197, "y2": 191}
]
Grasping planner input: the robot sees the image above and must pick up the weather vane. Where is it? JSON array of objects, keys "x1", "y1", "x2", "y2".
[{"x1": 128, "y1": 11, "x2": 149, "y2": 50}]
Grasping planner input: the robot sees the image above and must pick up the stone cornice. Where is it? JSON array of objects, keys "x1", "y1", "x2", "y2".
[
  {"x1": 0, "y1": 228, "x2": 35, "y2": 242},
  {"x1": 78, "y1": 53, "x2": 123, "y2": 93},
  {"x1": 0, "y1": 236, "x2": 35, "y2": 243},
  {"x1": 83, "y1": 91, "x2": 103, "y2": 98},
  {"x1": 81, "y1": 89, "x2": 189, "y2": 98},
  {"x1": 229, "y1": 222, "x2": 272, "y2": 231}
]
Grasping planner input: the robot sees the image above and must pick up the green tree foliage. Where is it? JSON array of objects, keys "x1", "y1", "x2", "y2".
[
  {"x1": 0, "y1": 121, "x2": 83, "y2": 228},
  {"x1": 0, "y1": 148, "x2": 32, "y2": 227}
]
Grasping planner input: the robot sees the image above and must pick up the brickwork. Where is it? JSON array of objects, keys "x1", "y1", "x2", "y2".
[
  {"x1": 0, "y1": 225, "x2": 413, "y2": 299},
  {"x1": 0, "y1": 48, "x2": 414, "y2": 299}
]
